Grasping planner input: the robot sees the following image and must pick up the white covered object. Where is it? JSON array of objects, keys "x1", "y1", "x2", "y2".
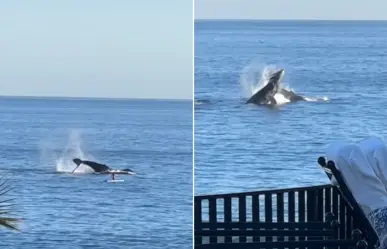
[
  {"x1": 326, "y1": 141, "x2": 387, "y2": 215},
  {"x1": 326, "y1": 139, "x2": 387, "y2": 249},
  {"x1": 358, "y1": 136, "x2": 387, "y2": 190}
]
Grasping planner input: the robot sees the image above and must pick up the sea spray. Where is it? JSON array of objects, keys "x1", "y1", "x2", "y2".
[
  {"x1": 39, "y1": 129, "x2": 95, "y2": 173},
  {"x1": 56, "y1": 130, "x2": 95, "y2": 173},
  {"x1": 239, "y1": 63, "x2": 279, "y2": 98}
]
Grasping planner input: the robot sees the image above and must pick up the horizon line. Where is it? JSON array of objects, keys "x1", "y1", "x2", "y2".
[
  {"x1": 0, "y1": 94, "x2": 192, "y2": 102},
  {"x1": 195, "y1": 18, "x2": 387, "y2": 22}
]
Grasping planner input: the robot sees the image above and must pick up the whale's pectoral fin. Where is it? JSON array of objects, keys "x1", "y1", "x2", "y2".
[{"x1": 72, "y1": 158, "x2": 83, "y2": 173}]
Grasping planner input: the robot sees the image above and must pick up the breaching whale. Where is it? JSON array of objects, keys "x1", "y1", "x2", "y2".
[
  {"x1": 72, "y1": 158, "x2": 136, "y2": 175},
  {"x1": 245, "y1": 69, "x2": 305, "y2": 105}
]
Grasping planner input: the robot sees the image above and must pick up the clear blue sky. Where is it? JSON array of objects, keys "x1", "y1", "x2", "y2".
[
  {"x1": 0, "y1": 1, "x2": 193, "y2": 100},
  {"x1": 195, "y1": 0, "x2": 387, "y2": 20}
]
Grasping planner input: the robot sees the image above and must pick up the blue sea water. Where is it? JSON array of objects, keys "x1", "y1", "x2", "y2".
[
  {"x1": 194, "y1": 20, "x2": 387, "y2": 195},
  {"x1": 0, "y1": 97, "x2": 192, "y2": 248}
]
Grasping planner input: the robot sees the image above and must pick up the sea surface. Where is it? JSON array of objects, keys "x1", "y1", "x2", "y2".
[
  {"x1": 0, "y1": 97, "x2": 192, "y2": 248},
  {"x1": 194, "y1": 20, "x2": 387, "y2": 195}
]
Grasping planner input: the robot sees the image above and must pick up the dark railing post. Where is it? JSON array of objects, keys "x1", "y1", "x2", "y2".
[
  {"x1": 288, "y1": 191, "x2": 296, "y2": 241},
  {"x1": 224, "y1": 197, "x2": 232, "y2": 243},
  {"x1": 239, "y1": 195, "x2": 247, "y2": 243},
  {"x1": 251, "y1": 194, "x2": 260, "y2": 242},
  {"x1": 194, "y1": 198, "x2": 202, "y2": 245},
  {"x1": 339, "y1": 195, "x2": 346, "y2": 239},
  {"x1": 265, "y1": 193, "x2": 273, "y2": 242},
  {"x1": 332, "y1": 187, "x2": 339, "y2": 219},
  {"x1": 324, "y1": 186, "x2": 332, "y2": 216},
  {"x1": 307, "y1": 189, "x2": 317, "y2": 222},
  {"x1": 298, "y1": 190, "x2": 306, "y2": 241},
  {"x1": 346, "y1": 205, "x2": 354, "y2": 239},
  {"x1": 208, "y1": 198, "x2": 217, "y2": 244},
  {"x1": 288, "y1": 191, "x2": 295, "y2": 222},
  {"x1": 276, "y1": 192, "x2": 284, "y2": 242},
  {"x1": 317, "y1": 188, "x2": 324, "y2": 221}
]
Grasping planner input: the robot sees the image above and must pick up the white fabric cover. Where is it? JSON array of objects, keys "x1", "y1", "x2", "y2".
[
  {"x1": 326, "y1": 138, "x2": 387, "y2": 249},
  {"x1": 358, "y1": 136, "x2": 387, "y2": 190},
  {"x1": 326, "y1": 140, "x2": 387, "y2": 215}
]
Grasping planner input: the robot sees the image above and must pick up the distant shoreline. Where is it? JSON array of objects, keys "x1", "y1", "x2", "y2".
[{"x1": 0, "y1": 95, "x2": 192, "y2": 102}]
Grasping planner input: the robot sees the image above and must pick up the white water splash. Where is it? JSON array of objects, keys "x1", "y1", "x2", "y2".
[
  {"x1": 273, "y1": 93, "x2": 290, "y2": 105},
  {"x1": 55, "y1": 130, "x2": 95, "y2": 173},
  {"x1": 39, "y1": 130, "x2": 96, "y2": 174},
  {"x1": 239, "y1": 63, "x2": 279, "y2": 97},
  {"x1": 303, "y1": 96, "x2": 329, "y2": 102}
]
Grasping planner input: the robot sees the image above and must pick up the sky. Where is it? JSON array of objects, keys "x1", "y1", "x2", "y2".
[
  {"x1": 195, "y1": 0, "x2": 387, "y2": 20},
  {"x1": 0, "y1": 0, "x2": 193, "y2": 100}
]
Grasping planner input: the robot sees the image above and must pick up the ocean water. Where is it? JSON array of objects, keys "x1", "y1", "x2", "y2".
[
  {"x1": 0, "y1": 97, "x2": 192, "y2": 248},
  {"x1": 194, "y1": 20, "x2": 387, "y2": 195}
]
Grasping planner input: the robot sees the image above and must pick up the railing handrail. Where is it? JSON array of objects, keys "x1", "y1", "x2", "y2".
[{"x1": 195, "y1": 184, "x2": 332, "y2": 199}]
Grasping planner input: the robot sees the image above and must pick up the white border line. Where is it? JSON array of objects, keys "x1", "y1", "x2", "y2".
[{"x1": 192, "y1": 0, "x2": 195, "y2": 248}]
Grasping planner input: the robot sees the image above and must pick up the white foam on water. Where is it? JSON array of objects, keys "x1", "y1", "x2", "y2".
[{"x1": 304, "y1": 96, "x2": 330, "y2": 102}]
